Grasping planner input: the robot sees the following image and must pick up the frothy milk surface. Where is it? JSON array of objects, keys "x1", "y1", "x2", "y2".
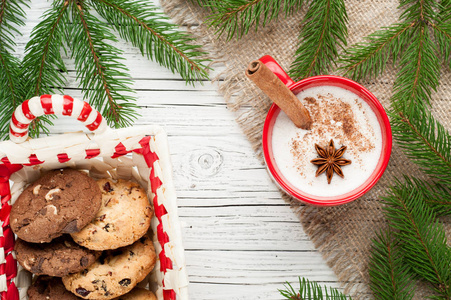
[{"x1": 271, "y1": 86, "x2": 383, "y2": 197}]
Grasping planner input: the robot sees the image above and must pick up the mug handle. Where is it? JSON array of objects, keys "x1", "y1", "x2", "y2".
[
  {"x1": 9, "y1": 95, "x2": 108, "y2": 143},
  {"x1": 259, "y1": 55, "x2": 295, "y2": 88}
]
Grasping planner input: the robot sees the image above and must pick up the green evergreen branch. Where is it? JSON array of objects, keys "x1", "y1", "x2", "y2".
[
  {"x1": 390, "y1": 107, "x2": 451, "y2": 186},
  {"x1": 369, "y1": 229, "x2": 415, "y2": 300},
  {"x1": 402, "y1": 176, "x2": 451, "y2": 216},
  {"x1": 392, "y1": 24, "x2": 440, "y2": 112},
  {"x1": 431, "y1": 23, "x2": 451, "y2": 69},
  {"x1": 69, "y1": 1, "x2": 137, "y2": 128},
  {"x1": 0, "y1": 0, "x2": 27, "y2": 139},
  {"x1": 340, "y1": 1, "x2": 451, "y2": 299},
  {"x1": 279, "y1": 277, "x2": 350, "y2": 300},
  {"x1": 289, "y1": 0, "x2": 348, "y2": 80},
  {"x1": 0, "y1": 0, "x2": 213, "y2": 139},
  {"x1": 431, "y1": 0, "x2": 451, "y2": 69},
  {"x1": 340, "y1": 22, "x2": 415, "y2": 82},
  {"x1": 22, "y1": 0, "x2": 68, "y2": 97},
  {"x1": 343, "y1": 0, "x2": 443, "y2": 111},
  {"x1": 21, "y1": 0, "x2": 71, "y2": 137},
  {"x1": 383, "y1": 182, "x2": 451, "y2": 298},
  {"x1": 91, "y1": 0, "x2": 210, "y2": 84},
  {"x1": 0, "y1": 0, "x2": 27, "y2": 53},
  {"x1": 0, "y1": 47, "x2": 22, "y2": 140},
  {"x1": 437, "y1": 0, "x2": 451, "y2": 21},
  {"x1": 399, "y1": 0, "x2": 438, "y2": 22},
  {"x1": 205, "y1": 0, "x2": 303, "y2": 39},
  {"x1": 0, "y1": 49, "x2": 19, "y2": 111}
]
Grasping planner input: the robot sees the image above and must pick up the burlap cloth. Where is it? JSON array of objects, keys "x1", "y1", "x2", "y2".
[{"x1": 160, "y1": 0, "x2": 451, "y2": 298}]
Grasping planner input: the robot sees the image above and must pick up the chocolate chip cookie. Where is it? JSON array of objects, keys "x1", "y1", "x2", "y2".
[
  {"x1": 71, "y1": 179, "x2": 152, "y2": 250},
  {"x1": 63, "y1": 235, "x2": 157, "y2": 299},
  {"x1": 11, "y1": 169, "x2": 102, "y2": 243},
  {"x1": 27, "y1": 276, "x2": 80, "y2": 300},
  {"x1": 116, "y1": 288, "x2": 157, "y2": 300},
  {"x1": 15, "y1": 236, "x2": 99, "y2": 277}
]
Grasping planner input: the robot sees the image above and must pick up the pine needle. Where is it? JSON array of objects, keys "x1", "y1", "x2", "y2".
[
  {"x1": 0, "y1": 0, "x2": 211, "y2": 138},
  {"x1": 342, "y1": 0, "x2": 443, "y2": 111},
  {"x1": 0, "y1": 51, "x2": 21, "y2": 139},
  {"x1": 205, "y1": 0, "x2": 303, "y2": 40},
  {"x1": 369, "y1": 229, "x2": 415, "y2": 300},
  {"x1": 342, "y1": 3, "x2": 451, "y2": 299},
  {"x1": 398, "y1": 0, "x2": 438, "y2": 23},
  {"x1": 391, "y1": 23, "x2": 440, "y2": 112},
  {"x1": 383, "y1": 181, "x2": 451, "y2": 298},
  {"x1": 21, "y1": 0, "x2": 71, "y2": 137},
  {"x1": 68, "y1": 1, "x2": 138, "y2": 128},
  {"x1": 92, "y1": 0, "x2": 210, "y2": 84},
  {"x1": 279, "y1": 277, "x2": 350, "y2": 300},
  {"x1": 0, "y1": 0, "x2": 28, "y2": 139},
  {"x1": 22, "y1": 0, "x2": 69, "y2": 98},
  {"x1": 431, "y1": 1, "x2": 451, "y2": 69},
  {"x1": 400, "y1": 176, "x2": 451, "y2": 217},
  {"x1": 340, "y1": 22, "x2": 415, "y2": 82},
  {"x1": 389, "y1": 107, "x2": 451, "y2": 186},
  {"x1": 289, "y1": 0, "x2": 348, "y2": 80}
]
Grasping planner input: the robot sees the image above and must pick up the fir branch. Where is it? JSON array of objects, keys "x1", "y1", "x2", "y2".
[
  {"x1": 340, "y1": 22, "x2": 415, "y2": 82},
  {"x1": 91, "y1": 0, "x2": 210, "y2": 84},
  {"x1": 383, "y1": 182, "x2": 451, "y2": 298},
  {"x1": 431, "y1": 22, "x2": 451, "y2": 69},
  {"x1": 402, "y1": 176, "x2": 451, "y2": 216},
  {"x1": 0, "y1": 0, "x2": 27, "y2": 139},
  {"x1": 431, "y1": 0, "x2": 451, "y2": 69},
  {"x1": 369, "y1": 229, "x2": 415, "y2": 300},
  {"x1": 341, "y1": 1, "x2": 451, "y2": 299},
  {"x1": 68, "y1": 1, "x2": 138, "y2": 128},
  {"x1": 399, "y1": 0, "x2": 438, "y2": 23},
  {"x1": 391, "y1": 23, "x2": 440, "y2": 112},
  {"x1": 21, "y1": 0, "x2": 70, "y2": 137},
  {"x1": 343, "y1": 0, "x2": 443, "y2": 111},
  {"x1": 279, "y1": 277, "x2": 350, "y2": 300},
  {"x1": 0, "y1": 0, "x2": 27, "y2": 53},
  {"x1": 437, "y1": 0, "x2": 451, "y2": 20},
  {"x1": 22, "y1": 0, "x2": 68, "y2": 98},
  {"x1": 389, "y1": 107, "x2": 451, "y2": 186},
  {"x1": 0, "y1": 49, "x2": 22, "y2": 140},
  {"x1": 205, "y1": 0, "x2": 303, "y2": 39},
  {"x1": 289, "y1": 0, "x2": 348, "y2": 80}
]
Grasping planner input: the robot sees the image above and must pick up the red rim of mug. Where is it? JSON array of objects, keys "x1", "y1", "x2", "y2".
[{"x1": 262, "y1": 74, "x2": 392, "y2": 206}]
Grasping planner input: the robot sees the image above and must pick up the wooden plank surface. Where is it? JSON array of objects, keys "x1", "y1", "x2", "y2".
[{"x1": 16, "y1": 1, "x2": 340, "y2": 299}]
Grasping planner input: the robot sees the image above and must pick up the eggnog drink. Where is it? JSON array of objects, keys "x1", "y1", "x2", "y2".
[{"x1": 271, "y1": 86, "x2": 383, "y2": 197}]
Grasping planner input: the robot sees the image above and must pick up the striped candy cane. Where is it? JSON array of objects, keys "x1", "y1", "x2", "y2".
[{"x1": 9, "y1": 95, "x2": 108, "y2": 143}]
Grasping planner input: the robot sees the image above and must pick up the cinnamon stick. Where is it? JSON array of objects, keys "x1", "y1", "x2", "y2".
[{"x1": 245, "y1": 60, "x2": 312, "y2": 130}]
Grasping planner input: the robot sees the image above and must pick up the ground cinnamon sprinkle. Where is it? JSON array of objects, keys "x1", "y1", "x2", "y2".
[{"x1": 290, "y1": 93, "x2": 376, "y2": 177}]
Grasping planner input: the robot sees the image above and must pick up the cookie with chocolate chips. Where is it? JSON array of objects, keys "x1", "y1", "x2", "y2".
[
  {"x1": 115, "y1": 287, "x2": 157, "y2": 300},
  {"x1": 27, "y1": 276, "x2": 80, "y2": 300},
  {"x1": 15, "y1": 236, "x2": 99, "y2": 277},
  {"x1": 10, "y1": 169, "x2": 102, "y2": 243},
  {"x1": 62, "y1": 235, "x2": 156, "y2": 300},
  {"x1": 71, "y1": 179, "x2": 152, "y2": 250}
]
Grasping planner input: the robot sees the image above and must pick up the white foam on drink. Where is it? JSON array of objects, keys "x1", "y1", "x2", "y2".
[{"x1": 271, "y1": 86, "x2": 383, "y2": 197}]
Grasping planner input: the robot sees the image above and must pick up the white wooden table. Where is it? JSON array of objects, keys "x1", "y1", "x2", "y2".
[{"x1": 19, "y1": 1, "x2": 339, "y2": 299}]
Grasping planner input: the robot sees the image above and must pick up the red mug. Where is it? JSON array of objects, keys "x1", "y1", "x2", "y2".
[{"x1": 261, "y1": 55, "x2": 392, "y2": 206}]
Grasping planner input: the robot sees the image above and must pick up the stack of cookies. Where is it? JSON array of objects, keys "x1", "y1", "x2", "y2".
[{"x1": 10, "y1": 169, "x2": 157, "y2": 300}]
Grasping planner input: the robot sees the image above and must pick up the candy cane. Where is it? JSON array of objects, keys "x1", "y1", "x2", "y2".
[{"x1": 9, "y1": 95, "x2": 107, "y2": 143}]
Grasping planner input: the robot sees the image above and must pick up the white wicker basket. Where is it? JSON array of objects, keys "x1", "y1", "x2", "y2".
[{"x1": 0, "y1": 95, "x2": 188, "y2": 300}]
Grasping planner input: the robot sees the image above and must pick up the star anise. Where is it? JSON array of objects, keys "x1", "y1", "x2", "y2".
[{"x1": 310, "y1": 139, "x2": 352, "y2": 184}]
